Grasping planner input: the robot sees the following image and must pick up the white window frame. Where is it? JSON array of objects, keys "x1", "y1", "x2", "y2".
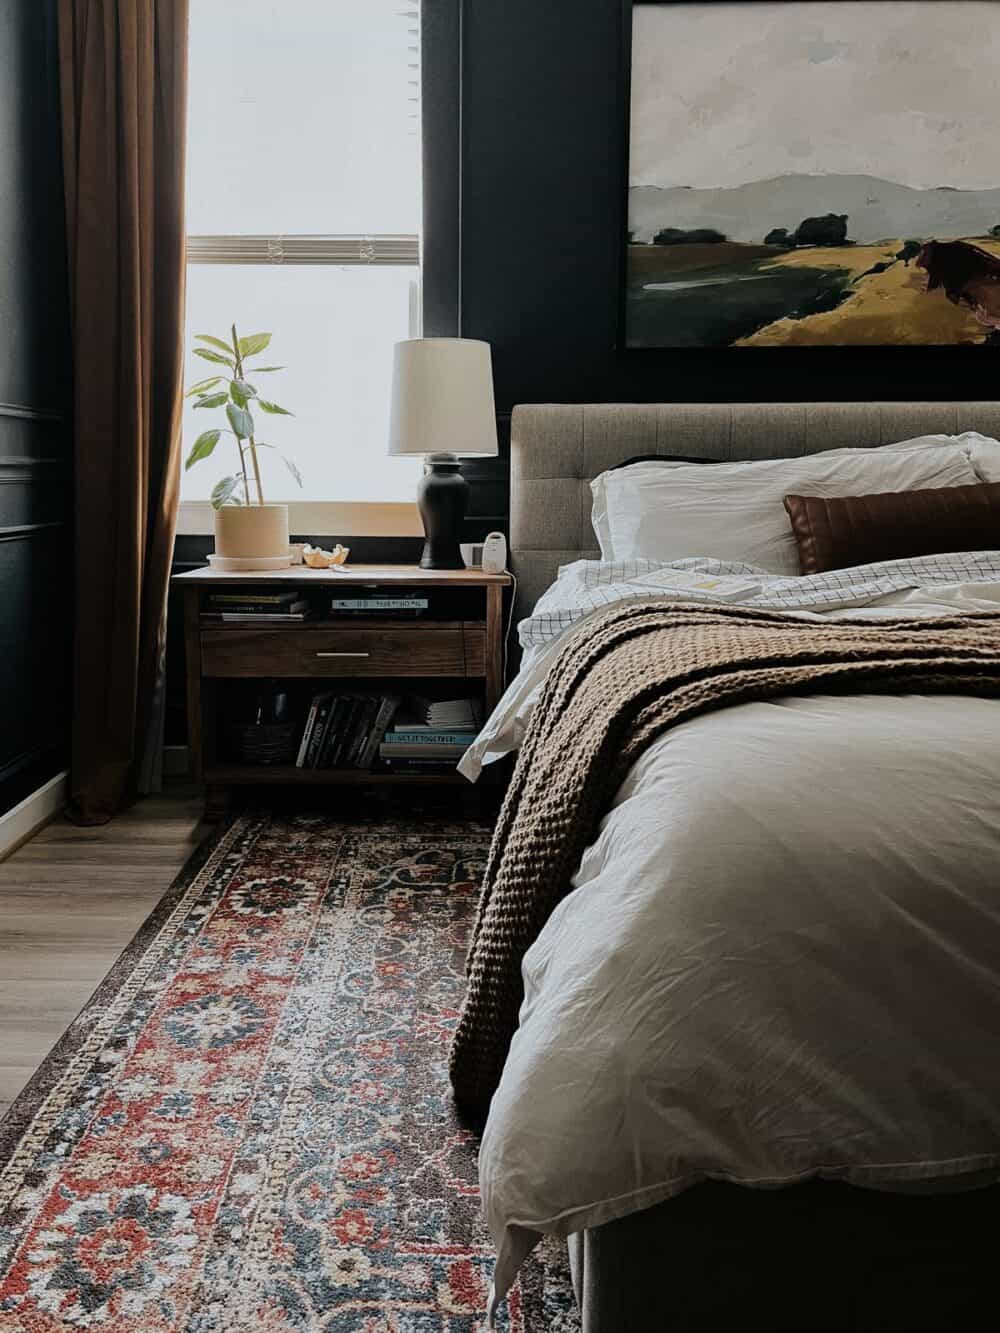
[{"x1": 176, "y1": 232, "x2": 423, "y2": 537}]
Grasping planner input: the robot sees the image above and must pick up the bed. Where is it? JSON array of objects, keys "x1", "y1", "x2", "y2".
[{"x1": 460, "y1": 402, "x2": 1000, "y2": 1330}]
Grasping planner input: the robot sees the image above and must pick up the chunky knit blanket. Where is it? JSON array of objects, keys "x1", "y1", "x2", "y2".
[{"x1": 449, "y1": 600, "x2": 1000, "y2": 1113}]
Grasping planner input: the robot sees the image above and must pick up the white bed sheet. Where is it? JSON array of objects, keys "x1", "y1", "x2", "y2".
[
  {"x1": 460, "y1": 554, "x2": 1000, "y2": 781},
  {"x1": 467, "y1": 555, "x2": 1000, "y2": 1316}
]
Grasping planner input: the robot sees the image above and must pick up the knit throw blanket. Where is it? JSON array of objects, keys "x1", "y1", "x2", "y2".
[{"x1": 449, "y1": 600, "x2": 1000, "y2": 1113}]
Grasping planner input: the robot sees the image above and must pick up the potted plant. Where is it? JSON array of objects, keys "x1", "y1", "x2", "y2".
[{"x1": 185, "y1": 324, "x2": 301, "y2": 567}]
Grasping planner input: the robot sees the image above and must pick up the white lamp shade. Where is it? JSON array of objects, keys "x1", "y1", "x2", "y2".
[{"x1": 388, "y1": 338, "x2": 498, "y2": 458}]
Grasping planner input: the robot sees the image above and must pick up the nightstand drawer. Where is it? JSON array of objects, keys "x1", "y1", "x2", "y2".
[{"x1": 200, "y1": 627, "x2": 474, "y2": 678}]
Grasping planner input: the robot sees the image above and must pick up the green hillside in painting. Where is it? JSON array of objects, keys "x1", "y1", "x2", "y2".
[{"x1": 626, "y1": 175, "x2": 1000, "y2": 348}]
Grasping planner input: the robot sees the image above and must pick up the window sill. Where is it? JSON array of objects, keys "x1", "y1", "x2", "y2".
[{"x1": 176, "y1": 499, "x2": 423, "y2": 538}]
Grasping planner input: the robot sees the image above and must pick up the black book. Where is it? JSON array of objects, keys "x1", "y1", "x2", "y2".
[
  {"x1": 329, "y1": 697, "x2": 363, "y2": 768},
  {"x1": 304, "y1": 694, "x2": 334, "y2": 768},
  {"x1": 314, "y1": 698, "x2": 347, "y2": 768},
  {"x1": 357, "y1": 695, "x2": 401, "y2": 770},
  {"x1": 209, "y1": 590, "x2": 301, "y2": 608},
  {"x1": 345, "y1": 698, "x2": 379, "y2": 767},
  {"x1": 217, "y1": 599, "x2": 310, "y2": 620},
  {"x1": 383, "y1": 755, "x2": 458, "y2": 772}
]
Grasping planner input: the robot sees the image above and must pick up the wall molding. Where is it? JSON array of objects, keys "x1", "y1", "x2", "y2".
[
  {"x1": 0, "y1": 769, "x2": 67, "y2": 862},
  {"x1": 0, "y1": 401, "x2": 65, "y2": 424},
  {"x1": 0, "y1": 746, "x2": 54, "y2": 787},
  {"x1": 0, "y1": 520, "x2": 66, "y2": 542},
  {"x1": 0, "y1": 458, "x2": 67, "y2": 482}
]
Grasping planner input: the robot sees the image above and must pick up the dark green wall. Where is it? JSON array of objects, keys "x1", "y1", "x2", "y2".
[
  {"x1": 453, "y1": 0, "x2": 995, "y2": 524},
  {"x1": 0, "y1": 0, "x2": 71, "y2": 814}
]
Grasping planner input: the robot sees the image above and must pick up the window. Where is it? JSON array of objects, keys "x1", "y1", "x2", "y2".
[{"x1": 181, "y1": 0, "x2": 422, "y2": 511}]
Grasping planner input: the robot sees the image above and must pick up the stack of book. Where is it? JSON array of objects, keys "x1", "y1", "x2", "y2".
[
  {"x1": 329, "y1": 594, "x2": 429, "y2": 618},
  {"x1": 202, "y1": 591, "x2": 310, "y2": 622},
  {"x1": 378, "y1": 696, "x2": 483, "y2": 773},
  {"x1": 295, "y1": 692, "x2": 400, "y2": 770}
]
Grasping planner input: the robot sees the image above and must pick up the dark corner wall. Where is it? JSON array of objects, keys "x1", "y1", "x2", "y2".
[
  {"x1": 448, "y1": 0, "x2": 997, "y2": 526},
  {"x1": 0, "y1": 0, "x2": 72, "y2": 816}
]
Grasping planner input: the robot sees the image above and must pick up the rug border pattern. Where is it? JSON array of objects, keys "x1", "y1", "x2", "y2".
[{"x1": 0, "y1": 815, "x2": 243, "y2": 1179}]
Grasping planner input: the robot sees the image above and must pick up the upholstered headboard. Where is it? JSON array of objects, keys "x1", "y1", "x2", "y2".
[{"x1": 509, "y1": 401, "x2": 1000, "y2": 621}]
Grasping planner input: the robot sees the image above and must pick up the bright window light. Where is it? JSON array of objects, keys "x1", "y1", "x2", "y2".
[{"x1": 182, "y1": 0, "x2": 422, "y2": 505}]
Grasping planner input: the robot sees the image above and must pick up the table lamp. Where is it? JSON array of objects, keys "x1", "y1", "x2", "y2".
[{"x1": 388, "y1": 338, "x2": 499, "y2": 570}]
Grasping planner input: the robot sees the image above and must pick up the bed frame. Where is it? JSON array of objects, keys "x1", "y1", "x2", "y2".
[{"x1": 507, "y1": 401, "x2": 1000, "y2": 1331}]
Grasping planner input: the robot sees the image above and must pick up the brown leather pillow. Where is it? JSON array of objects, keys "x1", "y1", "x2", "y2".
[{"x1": 783, "y1": 480, "x2": 1000, "y2": 575}]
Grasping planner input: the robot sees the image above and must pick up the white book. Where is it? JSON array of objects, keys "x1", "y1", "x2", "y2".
[
  {"x1": 295, "y1": 697, "x2": 320, "y2": 767},
  {"x1": 627, "y1": 568, "x2": 762, "y2": 602},
  {"x1": 331, "y1": 597, "x2": 428, "y2": 610}
]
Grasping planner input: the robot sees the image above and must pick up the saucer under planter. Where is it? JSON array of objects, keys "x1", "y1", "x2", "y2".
[{"x1": 213, "y1": 502, "x2": 290, "y2": 571}]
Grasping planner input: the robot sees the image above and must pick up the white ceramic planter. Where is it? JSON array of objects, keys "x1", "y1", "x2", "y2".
[{"x1": 213, "y1": 503, "x2": 290, "y2": 563}]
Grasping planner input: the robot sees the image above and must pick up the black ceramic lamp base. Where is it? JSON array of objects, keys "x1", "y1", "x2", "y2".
[{"x1": 416, "y1": 452, "x2": 468, "y2": 570}]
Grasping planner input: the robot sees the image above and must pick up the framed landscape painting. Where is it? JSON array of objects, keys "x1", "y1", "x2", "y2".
[{"x1": 624, "y1": 0, "x2": 1000, "y2": 348}]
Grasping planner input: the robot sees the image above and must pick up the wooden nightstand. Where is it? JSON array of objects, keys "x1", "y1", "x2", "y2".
[{"x1": 173, "y1": 564, "x2": 512, "y2": 815}]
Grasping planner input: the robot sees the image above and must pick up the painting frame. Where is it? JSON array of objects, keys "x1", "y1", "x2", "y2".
[{"x1": 618, "y1": 0, "x2": 1000, "y2": 354}]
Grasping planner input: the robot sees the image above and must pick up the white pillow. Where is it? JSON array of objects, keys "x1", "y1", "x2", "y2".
[
  {"x1": 591, "y1": 436, "x2": 983, "y2": 574},
  {"x1": 962, "y1": 430, "x2": 1000, "y2": 482}
]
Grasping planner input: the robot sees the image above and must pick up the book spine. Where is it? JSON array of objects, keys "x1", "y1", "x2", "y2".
[
  {"x1": 212, "y1": 603, "x2": 299, "y2": 614},
  {"x1": 209, "y1": 595, "x2": 299, "y2": 606},
  {"x1": 382, "y1": 730, "x2": 477, "y2": 746},
  {"x1": 345, "y1": 699, "x2": 378, "y2": 768},
  {"x1": 305, "y1": 699, "x2": 332, "y2": 767},
  {"x1": 295, "y1": 698, "x2": 320, "y2": 767},
  {"x1": 382, "y1": 756, "x2": 458, "y2": 771},
  {"x1": 330, "y1": 699, "x2": 358, "y2": 769},
  {"x1": 378, "y1": 742, "x2": 469, "y2": 759},
  {"x1": 329, "y1": 699, "x2": 360, "y2": 768},
  {"x1": 220, "y1": 613, "x2": 308, "y2": 622},
  {"x1": 316, "y1": 699, "x2": 346, "y2": 768},
  {"x1": 330, "y1": 598, "x2": 429, "y2": 611},
  {"x1": 357, "y1": 696, "x2": 400, "y2": 770}
]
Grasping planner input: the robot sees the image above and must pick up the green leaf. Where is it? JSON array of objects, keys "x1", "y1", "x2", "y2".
[
  {"x1": 193, "y1": 391, "x2": 229, "y2": 409},
  {"x1": 237, "y1": 332, "x2": 272, "y2": 358},
  {"x1": 210, "y1": 475, "x2": 241, "y2": 508},
  {"x1": 196, "y1": 334, "x2": 236, "y2": 354},
  {"x1": 229, "y1": 379, "x2": 257, "y2": 408},
  {"x1": 185, "y1": 376, "x2": 223, "y2": 397},
  {"x1": 246, "y1": 365, "x2": 285, "y2": 373},
  {"x1": 257, "y1": 400, "x2": 293, "y2": 416},
  {"x1": 194, "y1": 347, "x2": 235, "y2": 368},
  {"x1": 185, "y1": 429, "x2": 221, "y2": 470},
  {"x1": 226, "y1": 402, "x2": 254, "y2": 440},
  {"x1": 282, "y1": 455, "x2": 303, "y2": 487}
]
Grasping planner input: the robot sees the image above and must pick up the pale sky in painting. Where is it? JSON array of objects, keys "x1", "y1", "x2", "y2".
[{"x1": 630, "y1": 1, "x2": 1000, "y2": 191}]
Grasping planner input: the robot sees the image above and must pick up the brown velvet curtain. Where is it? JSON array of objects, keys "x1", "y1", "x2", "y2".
[{"x1": 58, "y1": 0, "x2": 189, "y2": 823}]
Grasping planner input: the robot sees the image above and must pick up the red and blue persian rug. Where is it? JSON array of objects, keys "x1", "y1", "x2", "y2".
[{"x1": 0, "y1": 812, "x2": 578, "y2": 1331}]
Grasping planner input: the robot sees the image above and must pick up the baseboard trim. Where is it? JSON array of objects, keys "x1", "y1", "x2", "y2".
[{"x1": 0, "y1": 769, "x2": 68, "y2": 861}]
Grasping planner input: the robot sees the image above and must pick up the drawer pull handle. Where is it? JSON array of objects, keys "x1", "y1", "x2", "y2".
[{"x1": 316, "y1": 651, "x2": 370, "y2": 658}]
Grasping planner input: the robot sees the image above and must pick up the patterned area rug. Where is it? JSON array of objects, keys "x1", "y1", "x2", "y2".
[{"x1": 0, "y1": 812, "x2": 578, "y2": 1331}]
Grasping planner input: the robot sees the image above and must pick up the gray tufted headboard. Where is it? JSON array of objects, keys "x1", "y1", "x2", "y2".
[{"x1": 509, "y1": 401, "x2": 1000, "y2": 622}]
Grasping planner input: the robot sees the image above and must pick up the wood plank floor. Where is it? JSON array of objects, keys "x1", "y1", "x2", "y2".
[{"x1": 0, "y1": 791, "x2": 208, "y2": 1121}]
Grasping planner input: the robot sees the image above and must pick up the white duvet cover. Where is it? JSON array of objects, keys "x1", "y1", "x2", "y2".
[{"x1": 468, "y1": 554, "x2": 1000, "y2": 1314}]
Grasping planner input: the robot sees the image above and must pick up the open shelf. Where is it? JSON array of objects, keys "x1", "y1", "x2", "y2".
[
  {"x1": 198, "y1": 619, "x2": 480, "y2": 631},
  {"x1": 175, "y1": 565, "x2": 512, "y2": 813},
  {"x1": 203, "y1": 764, "x2": 469, "y2": 787}
]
